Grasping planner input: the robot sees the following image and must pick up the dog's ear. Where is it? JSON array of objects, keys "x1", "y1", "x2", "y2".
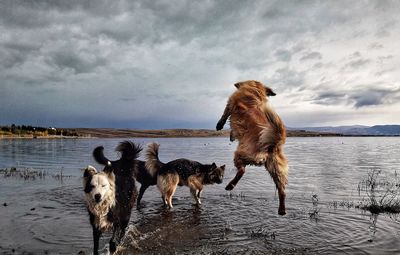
[
  {"x1": 234, "y1": 82, "x2": 242, "y2": 89},
  {"x1": 107, "y1": 171, "x2": 115, "y2": 183},
  {"x1": 220, "y1": 165, "x2": 226, "y2": 170},
  {"x1": 265, "y1": 87, "x2": 276, "y2": 96},
  {"x1": 83, "y1": 165, "x2": 97, "y2": 178},
  {"x1": 211, "y1": 162, "x2": 217, "y2": 169}
]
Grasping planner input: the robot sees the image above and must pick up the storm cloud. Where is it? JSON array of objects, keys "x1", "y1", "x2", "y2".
[{"x1": 1, "y1": 0, "x2": 400, "y2": 128}]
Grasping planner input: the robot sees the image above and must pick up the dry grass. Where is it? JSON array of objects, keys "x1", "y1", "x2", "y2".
[
  {"x1": 0, "y1": 167, "x2": 72, "y2": 180},
  {"x1": 357, "y1": 169, "x2": 400, "y2": 214}
]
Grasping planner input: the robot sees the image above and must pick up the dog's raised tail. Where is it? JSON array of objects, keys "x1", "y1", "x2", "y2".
[
  {"x1": 93, "y1": 146, "x2": 112, "y2": 166},
  {"x1": 116, "y1": 141, "x2": 142, "y2": 161},
  {"x1": 145, "y1": 143, "x2": 163, "y2": 177},
  {"x1": 259, "y1": 104, "x2": 287, "y2": 150}
]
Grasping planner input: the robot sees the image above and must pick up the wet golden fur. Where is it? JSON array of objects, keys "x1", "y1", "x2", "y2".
[{"x1": 216, "y1": 80, "x2": 288, "y2": 215}]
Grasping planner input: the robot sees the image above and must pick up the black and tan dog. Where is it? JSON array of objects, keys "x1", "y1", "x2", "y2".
[
  {"x1": 216, "y1": 80, "x2": 288, "y2": 215},
  {"x1": 145, "y1": 143, "x2": 225, "y2": 208},
  {"x1": 83, "y1": 141, "x2": 141, "y2": 255},
  {"x1": 94, "y1": 142, "x2": 157, "y2": 209}
]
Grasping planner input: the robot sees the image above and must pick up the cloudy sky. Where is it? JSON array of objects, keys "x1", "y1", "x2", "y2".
[{"x1": 1, "y1": 0, "x2": 400, "y2": 129}]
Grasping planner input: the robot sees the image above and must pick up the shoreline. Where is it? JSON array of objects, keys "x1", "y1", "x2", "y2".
[
  {"x1": 1, "y1": 129, "x2": 399, "y2": 139},
  {"x1": 2, "y1": 128, "x2": 400, "y2": 139}
]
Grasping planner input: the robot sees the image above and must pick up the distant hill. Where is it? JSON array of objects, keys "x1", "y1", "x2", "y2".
[
  {"x1": 291, "y1": 125, "x2": 400, "y2": 136},
  {"x1": 71, "y1": 128, "x2": 339, "y2": 138}
]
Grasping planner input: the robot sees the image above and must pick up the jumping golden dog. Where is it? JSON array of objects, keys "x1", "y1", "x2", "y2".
[{"x1": 216, "y1": 80, "x2": 288, "y2": 215}]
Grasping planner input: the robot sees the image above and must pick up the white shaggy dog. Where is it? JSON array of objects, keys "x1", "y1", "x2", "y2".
[
  {"x1": 83, "y1": 165, "x2": 116, "y2": 255},
  {"x1": 83, "y1": 165, "x2": 116, "y2": 233}
]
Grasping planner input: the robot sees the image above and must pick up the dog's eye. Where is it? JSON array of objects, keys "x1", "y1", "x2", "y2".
[
  {"x1": 90, "y1": 185, "x2": 95, "y2": 189},
  {"x1": 102, "y1": 185, "x2": 106, "y2": 187}
]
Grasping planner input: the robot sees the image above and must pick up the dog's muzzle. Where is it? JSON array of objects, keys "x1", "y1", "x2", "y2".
[{"x1": 94, "y1": 194, "x2": 101, "y2": 203}]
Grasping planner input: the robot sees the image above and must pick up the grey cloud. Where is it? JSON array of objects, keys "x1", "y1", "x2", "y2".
[
  {"x1": 342, "y1": 52, "x2": 371, "y2": 70},
  {"x1": 274, "y1": 49, "x2": 292, "y2": 62},
  {"x1": 351, "y1": 93, "x2": 384, "y2": 107},
  {"x1": 350, "y1": 88, "x2": 400, "y2": 108},
  {"x1": 268, "y1": 67, "x2": 305, "y2": 89},
  {"x1": 369, "y1": 42, "x2": 384, "y2": 49},
  {"x1": 375, "y1": 30, "x2": 390, "y2": 38},
  {"x1": 46, "y1": 50, "x2": 108, "y2": 74},
  {"x1": 312, "y1": 87, "x2": 400, "y2": 108},
  {"x1": 312, "y1": 91, "x2": 347, "y2": 105},
  {"x1": 349, "y1": 51, "x2": 362, "y2": 59},
  {"x1": 378, "y1": 55, "x2": 394, "y2": 61},
  {"x1": 346, "y1": 59, "x2": 371, "y2": 69},
  {"x1": 300, "y1": 52, "x2": 322, "y2": 61},
  {"x1": 0, "y1": 42, "x2": 41, "y2": 69},
  {"x1": 313, "y1": 62, "x2": 324, "y2": 69}
]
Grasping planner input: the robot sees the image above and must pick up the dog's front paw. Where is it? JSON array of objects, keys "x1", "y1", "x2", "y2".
[
  {"x1": 216, "y1": 121, "x2": 224, "y2": 131},
  {"x1": 225, "y1": 183, "x2": 235, "y2": 191}
]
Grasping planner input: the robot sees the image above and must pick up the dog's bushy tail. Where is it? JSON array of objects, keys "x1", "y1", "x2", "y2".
[
  {"x1": 93, "y1": 146, "x2": 112, "y2": 166},
  {"x1": 259, "y1": 104, "x2": 286, "y2": 151},
  {"x1": 145, "y1": 143, "x2": 163, "y2": 177},
  {"x1": 116, "y1": 141, "x2": 142, "y2": 162}
]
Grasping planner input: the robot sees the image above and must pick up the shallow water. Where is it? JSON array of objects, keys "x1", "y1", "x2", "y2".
[{"x1": 0, "y1": 137, "x2": 400, "y2": 254}]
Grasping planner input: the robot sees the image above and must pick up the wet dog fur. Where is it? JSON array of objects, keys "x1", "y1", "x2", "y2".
[
  {"x1": 83, "y1": 141, "x2": 141, "y2": 255},
  {"x1": 216, "y1": 80, "x2": 288, "y2": 215},
  {"x1": 94, "y1": 143, "x2": 157, "y2": 208},
  {"x1": 145, "y1": 143, "x2": 225, "y2": 208}
]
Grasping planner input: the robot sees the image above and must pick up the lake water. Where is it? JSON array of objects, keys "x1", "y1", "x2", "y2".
[{"x1": 0, "y1": 137, "x2": 400, "y2": 254}]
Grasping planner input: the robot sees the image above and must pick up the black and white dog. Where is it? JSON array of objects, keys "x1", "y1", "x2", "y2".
[{"x1": 83, "y1": 141, "x2": 141, "y2": 255}]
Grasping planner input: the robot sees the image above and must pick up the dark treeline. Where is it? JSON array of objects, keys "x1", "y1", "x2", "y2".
[{"x1": 0, "y1": 124, "x2": 79, "y2": 137}]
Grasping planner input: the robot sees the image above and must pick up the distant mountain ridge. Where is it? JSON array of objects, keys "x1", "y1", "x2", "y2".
[{"x1": 290, "y1": 125, "x2": 400, "y2": 136}]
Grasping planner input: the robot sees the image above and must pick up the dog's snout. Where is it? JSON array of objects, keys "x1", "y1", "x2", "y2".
[{"x1": 94, "y1": 193, "x2": 101, "y2": 202}]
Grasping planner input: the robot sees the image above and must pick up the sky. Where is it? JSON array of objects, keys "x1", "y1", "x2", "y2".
[{"x1": 1, "y1": 0, "x2": 400, "y2": 129}]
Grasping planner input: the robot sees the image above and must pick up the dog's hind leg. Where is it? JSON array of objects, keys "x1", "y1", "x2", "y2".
[
  {"x1": 166, "y1": 183, "x2": 178, "y2": 208},
  {"x1": 136, "y1": 184, "x2": 148, "y2": 208},
  {"x1": 265, "y1": 150, "x2": 288, "y2": 215},
  {"x1": 197, "y1": 188, "x2": 203, "y2": 199},
  {"x1": 225, "y1": 151, "x2": 246, "y2": 191},
  {"x1": 190, "y1": 188, "x2": 201, "y2": 205},
  {"x1": 188, "y1": 177, "x2": 203, "y2": 205},
  {"x1": 158, "y1": 174, "x2": 179, "y2": 208}
]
